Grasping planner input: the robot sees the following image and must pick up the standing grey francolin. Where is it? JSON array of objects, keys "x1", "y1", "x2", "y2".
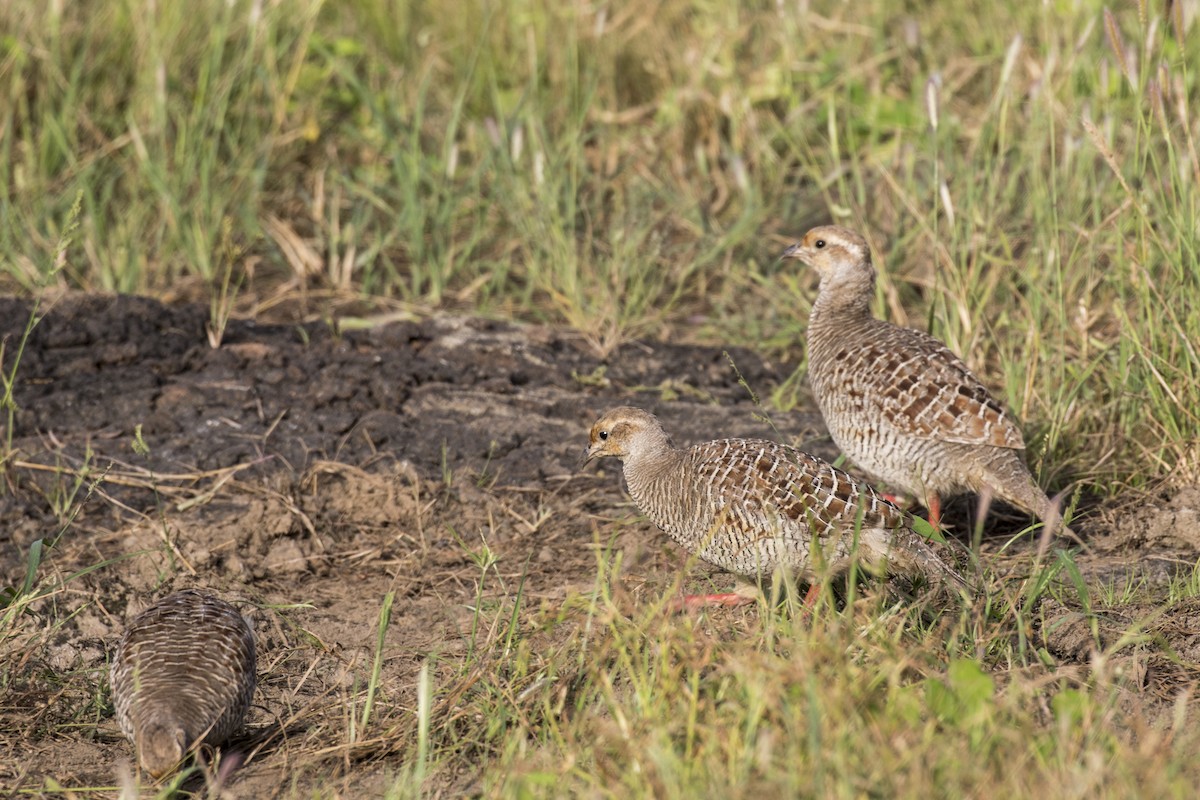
[
  {"x1": 781, "y1": 224, "x2": 1071, "y2": 536},
  {"x1": 111, "y1": 589, "x2": 256, "y2": 777},
  {"x1": 583, "y1": 406, "x2": 968, "y2": 608}
]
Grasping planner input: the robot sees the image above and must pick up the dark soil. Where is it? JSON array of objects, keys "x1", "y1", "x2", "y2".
[{"x1": 1, "y1": 294, "x2": 1198, "y2": 796}]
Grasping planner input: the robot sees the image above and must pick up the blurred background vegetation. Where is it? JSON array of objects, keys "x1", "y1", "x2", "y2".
[{"x1": 0, "y1": 0, "x2": 1197, "y2": 492}]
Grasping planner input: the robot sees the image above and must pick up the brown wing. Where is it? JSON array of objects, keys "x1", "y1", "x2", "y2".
[
  {"x1": 849, "y1": 323, "x2": 1026, "y2": 450},
  {"x1": 690, "y1": 439, "x2": 910, "y2": 541}
]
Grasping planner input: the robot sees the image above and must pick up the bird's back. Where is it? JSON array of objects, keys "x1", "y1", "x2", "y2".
[
  {"x1": 807, "y1": 310, "x2": 1027, "y2": 496},
  {"x1": 112, "y1": 590, "x2": 256, "y2": 760}
]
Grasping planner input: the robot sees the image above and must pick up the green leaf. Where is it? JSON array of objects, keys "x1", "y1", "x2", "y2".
[
  {"x1": 927, "y1": 659, "x2": 995, "y2": 726},
  {"x1": 947, "y1": 659, "x2": 995, "y2": 717},
  {"x1": 912, "y1": 515, "x2": 947, "y2": 543}
]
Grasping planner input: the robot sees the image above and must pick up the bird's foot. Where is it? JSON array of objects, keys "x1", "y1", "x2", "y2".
[{"x1": 670, "y1": 590, "x2": 758, "y2": 613}]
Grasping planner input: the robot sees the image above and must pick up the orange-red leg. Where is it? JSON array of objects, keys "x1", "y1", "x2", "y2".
[
  {"x1": 671, "y1": 592, "x2": 756, "y2": 613},
  {"x1": 928, "y1": 493, "x2": 943, "y2": 530},
  {"x1": 670, "y1": 585, "x2": 823, "y2": 613}
]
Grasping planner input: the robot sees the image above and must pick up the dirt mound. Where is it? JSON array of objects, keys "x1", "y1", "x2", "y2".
[{"x1": 1104, "y1": 486, "x2": 1200, "y2": 552}]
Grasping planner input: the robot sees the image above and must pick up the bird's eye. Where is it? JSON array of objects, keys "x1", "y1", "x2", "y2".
[
  {"x1": 599, "y1": 430, "x2": 609, "y2": 441},
  {"x1": 815, "y1": 239, "x2": 826, "y2": 249}
]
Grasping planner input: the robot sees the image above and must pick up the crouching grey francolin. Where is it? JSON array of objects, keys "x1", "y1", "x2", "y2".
[
  {"x1": 781, "y1": 224, "x2": 1073, "y2": 538},
  {"x1": 583, "y1": 406, "x2": 968, "y2": 608},
  {"x1": 111, "y1": 589, "x2": 257, "y2": 777}
]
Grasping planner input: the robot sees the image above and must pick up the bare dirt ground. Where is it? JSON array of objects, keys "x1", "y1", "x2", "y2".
[{"x1": 2, "y1": 294, "x2": 1199, "y2": 796}]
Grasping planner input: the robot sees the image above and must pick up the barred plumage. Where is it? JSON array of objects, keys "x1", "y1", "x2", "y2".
[
  {"x1": 583, "y1": 406, "x2": 967, "y2": 597},
  {"x1": 111, "y1": 589, "x2": 256, "y2": 777},
  {"x1": 781, "y1": 225, "x2": 1070, "y2": 535}
]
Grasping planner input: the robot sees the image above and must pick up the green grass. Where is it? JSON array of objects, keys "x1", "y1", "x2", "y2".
[
  {"x1": 2, "y1": 0, "x2": 1200, "y2": 796},
  {"x1": 379, "y1": 547, "x2": 1200, "y2": 798},
  {"x1": 4, "y1": 0, "x2": 1197, "y2": 491}
]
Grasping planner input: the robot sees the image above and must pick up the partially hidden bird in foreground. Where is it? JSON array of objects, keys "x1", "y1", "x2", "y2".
[
  {"x1": 781, "y1": 225, "x2": 1073, "y2": 538},
  {"x1": 583, "y1": 406, "x2": 969, "y2": 609},
  {"x1": 111, "y1": 589, "x2": 256, "y2": 778}
]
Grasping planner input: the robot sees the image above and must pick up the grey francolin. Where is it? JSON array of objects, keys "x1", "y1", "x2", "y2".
[
  {"x1": 583, "y1": 406, "x2": 968, "y2": 608},
  {"x1": 781, "y1": 224, "x2": 1071, "y2": 537},
  {"x1": 111, "y1": 589, "x2": 256, "y2": 777}
]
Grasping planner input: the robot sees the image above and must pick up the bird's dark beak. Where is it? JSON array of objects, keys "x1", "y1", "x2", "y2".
[
  {"x1": 779, "y1": 242, "x2": 801, "y2": 261},
  {"x1": 580, "y1": 444, "x2": 600, "y2": 469}
]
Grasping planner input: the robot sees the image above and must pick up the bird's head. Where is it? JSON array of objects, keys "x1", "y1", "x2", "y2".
[
  {"x1": 138, "y1": 718, "x2": 188, "y2": 778},
  {"x1": 582, "y1": 406, "x2": 671, "y2": 467},
  {"x1": 780, "y1": 225, "x2": 873, "y2": 282}
]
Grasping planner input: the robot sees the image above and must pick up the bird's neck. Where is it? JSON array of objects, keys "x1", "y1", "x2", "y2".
[
  {"x1": 622, "y1": 440, "x2": 686, "y2": 523},
  {"x1": 807, "y1": 269, "x2": 879, "y2": 383},
  {"x1": 810, "y1": 268, "x2": 876, "y2": 330},
  {"x1": 815, "y1": 267, "x2": 876, "y2": 315}
]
